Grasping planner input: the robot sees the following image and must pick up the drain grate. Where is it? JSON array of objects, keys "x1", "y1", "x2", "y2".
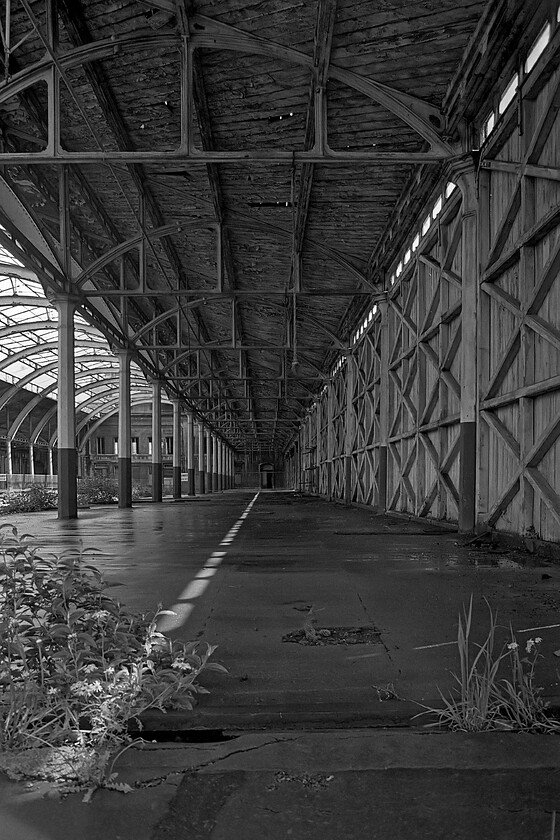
[{"x1": 282, "y1": 626, "x2": 382, "y2": 646}]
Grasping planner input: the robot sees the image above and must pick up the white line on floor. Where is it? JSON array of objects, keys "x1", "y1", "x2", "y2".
[{"x1": 158, "y1": 492, "x2": 260, "y2": 632}]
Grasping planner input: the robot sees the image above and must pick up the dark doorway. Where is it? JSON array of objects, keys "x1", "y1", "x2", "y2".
[{"x1": 259, "y1": 463, "x2": 274, "y2": 489}]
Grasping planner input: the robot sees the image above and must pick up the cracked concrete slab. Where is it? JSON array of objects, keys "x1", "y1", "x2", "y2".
[
  {"x1": 3, "y1": 732, "x2": 559, "y2": 840},
  {"x1": 114, "y1": 731, "x2": 560, "y2": 774},
  {"x1": 153, "y1": 767, "x2": 560, "y2": 840}
]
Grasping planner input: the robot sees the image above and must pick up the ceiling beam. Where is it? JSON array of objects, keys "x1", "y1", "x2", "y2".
[{"x1": 57, "y1": 0, "x2": 245, "y2": 436}]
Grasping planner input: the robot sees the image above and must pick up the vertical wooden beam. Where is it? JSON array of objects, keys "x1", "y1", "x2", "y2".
[
  {"x1": 454, "y1": 164, "x2": 478, "y2": 533},
  {"x1": 327, "y1": 381, "x2": 334, "y2": 500},
  {"x1": 315, "y1": 398, "x2": 321, "y2": 495},
  {"x1": 437, "y1": 231, "x2": 450, "y2": 520},
  {"x1": 477, "y1": 168, "x2": 491, "y2": 519},
  {"x1": 520, "y1": 96, "x2": 537, "y2": 536},
  {"x1": 414, "y1": 261, "x2": 426, "y2": 516},
  {"x1": 344, "y1": 352, "x2": 356, "y2": 505},
  {"x1": 378, "y1": 299, "x2": 389, "y2": 511}
]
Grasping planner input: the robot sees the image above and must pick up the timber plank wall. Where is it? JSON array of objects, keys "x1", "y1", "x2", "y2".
[{"x1": 290, "y1": 10, "x2": 560, "y2": 542}]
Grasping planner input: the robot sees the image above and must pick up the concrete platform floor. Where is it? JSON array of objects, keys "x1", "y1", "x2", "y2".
[{"x1": 1, "y1": 490, "x2": 560, "y2": 838}]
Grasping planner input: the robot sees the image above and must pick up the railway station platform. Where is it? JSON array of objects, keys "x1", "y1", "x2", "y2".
[{"x1": 1, "y1": 490, "x2": 560, "y2": 839}]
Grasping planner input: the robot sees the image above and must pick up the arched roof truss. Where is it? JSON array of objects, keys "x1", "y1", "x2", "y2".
[{"x1": 0, "y1": 0, "x2": 527, "y2": 454}]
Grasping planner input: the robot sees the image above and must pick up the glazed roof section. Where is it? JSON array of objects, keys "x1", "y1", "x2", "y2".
[{"x1": 0, "y1": 242, "x2": 152, "y2": 429}]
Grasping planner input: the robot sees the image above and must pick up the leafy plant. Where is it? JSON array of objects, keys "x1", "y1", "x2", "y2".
[
  {"x1": 0, "y1": 524, "x2": 226, "y2": 793},
  {"x1": 415, "y1": 596, "x2": 559, "y2": 732},
  {"x1": 2, "y1": 485, "x2": 57, "y2": 514},
  {"x1": 132, "y1": 484, "x2": 152, "y2": 500},
  {"x1": 77, "y1": 476, "x2": 119, "y2": 505},
  {"x1": 77, "y1": 478, "x2": 153, "y2": 505}
]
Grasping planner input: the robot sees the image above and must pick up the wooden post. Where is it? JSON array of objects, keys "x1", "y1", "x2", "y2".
[
  {"x1": 378, "y1": 299, "x2": 389, "y2": 511},
  {"x1": 315, "y1": 399, "x2": 321, "y2": 495},
  {"x1": 520, "y1": 98, "x2": 536, "y2": 536},
  {"x1": 344, "y1": 353, "x2": 356, "y2": 506},
  {"x1": 477, "y1": 168, "x2": 491, "y2": 520},
  {"x1": 454, "y1": 163, "x2": 478, "y2": 533},
  {"x1": 327, "y1": 380, "x2": 334, "y2": 500}
]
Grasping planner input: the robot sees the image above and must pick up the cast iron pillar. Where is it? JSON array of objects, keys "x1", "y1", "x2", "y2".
[
  {"x1": 116, "y1": 348, "x2": 133, "y2": 508},
  {"x1": 205, "y1": 428, "x2": 213, "y2": 492},
  {"x1": 172, "y1": 399, "x2": 182, "y2": 500},
  {"x1": 186, "y1": 412, "x2": 195, "y2": 495},
  {"x1": 52, "y1": 294, "x2": 78, "y2": 519},
  {"x1": 212, "y1": 433, "x2": 219, "y2": 492},
  {"x1": 197, "y1": 422, "x2": 206, "y2": 493},
  {"x1": 219, "y1": 439, "x2": 224, "y2": 491},
  {"x1": 151, "y1": 379, "x2": 163, "y2": 503}
]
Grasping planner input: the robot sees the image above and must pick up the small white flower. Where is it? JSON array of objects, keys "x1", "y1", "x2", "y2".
[
  {"x1": 526, "y1": 639, "x2": 535, "y2": 653},
  {"x1": 507, "y1": 642, "x2": 519, "y2": 651},
  {"x1": 83, "y1": 663, "x2": 97, "y2": 674},
  {"x1": 171, "y1": 659, "x2": 193, "y2": 672},
  {"x1": 535, "y1": 637, "x2": 542, "y2": 644}
]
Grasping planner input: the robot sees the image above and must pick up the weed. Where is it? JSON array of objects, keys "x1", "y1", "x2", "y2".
[
  {"x1": 415, "y1": 596, "x2": 559, "y2": 732},
  {"x1": 0, "y1": 524, "x2": 227, "y2": 795}
]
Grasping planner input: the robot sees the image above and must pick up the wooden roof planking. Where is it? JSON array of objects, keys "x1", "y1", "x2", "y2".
[{"x1": 0, "y1": 0, "x2": 533, "y2": 453}]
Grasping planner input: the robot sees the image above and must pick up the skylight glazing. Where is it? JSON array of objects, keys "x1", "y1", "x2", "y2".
[{"x1": 0, "y1": 251, "x2": 151, "y2": 429}]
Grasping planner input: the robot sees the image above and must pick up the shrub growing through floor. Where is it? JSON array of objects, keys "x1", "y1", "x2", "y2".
[
  {"x1": 77, "y1": 476, "x2": 119, "y2": 505},
  {"x1": 2, "y1": 486, "x2": 58, "y2": 514},
  {"x1": 0, "y1": 525, "x2": 226, "y2": 793},
  {"x1": 415, "y1": 596, "x2": 559, "y2": 732},
  {"x1": 77, "y1": 478, "x2": 154, "y2": 506}
]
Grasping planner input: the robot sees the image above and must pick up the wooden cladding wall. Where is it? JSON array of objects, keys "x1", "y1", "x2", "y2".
[
  {"x1": 385, "y1": 191, "x2": 463, "y2": 522},
  {"x1": 478, "y1": 63, "x2": 560, "y2": 542},
  {"x1": 298, "y1": 187, "x2": 465, "y2": 524},
  {"x1": 292, "y1": 37, "x2": 560, "y2": 542}
]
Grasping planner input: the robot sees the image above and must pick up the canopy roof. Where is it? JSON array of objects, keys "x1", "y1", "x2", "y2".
[{"x1": 0, "y1": 0, "x2": 538, "y2": 454}]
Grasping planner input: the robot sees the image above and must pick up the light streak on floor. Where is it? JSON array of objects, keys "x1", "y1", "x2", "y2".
[{"x1": 157, "y1": 492, "x2": 260, "y2": 632}]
